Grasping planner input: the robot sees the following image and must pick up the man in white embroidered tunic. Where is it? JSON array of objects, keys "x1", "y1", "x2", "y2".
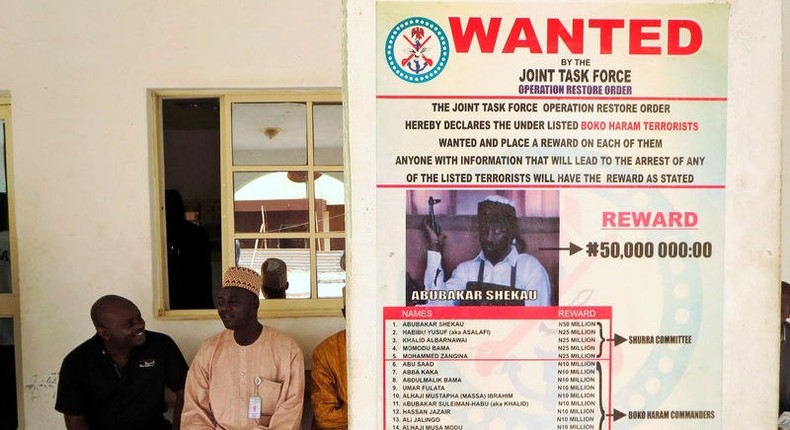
[
  {"x1": 422, "y1": 195, "x2": 551, "y2": 306},
  {"x1": 182, "y1": 266, "x2": 305, "y2": 430}
]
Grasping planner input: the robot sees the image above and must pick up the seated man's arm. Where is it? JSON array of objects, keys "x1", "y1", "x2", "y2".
[
  {"x1": 265, "y1": 343, "x2": 305, "y2": 430},
  {"x1": 171, "y1": 389, "x2": 185, "y2": 430},
  {"x1": 162, "y1": 335, "x2": 189, "y2": 430},
  {"x1": 310, "y1": 348, "x2": 347, "y2": 429},
  {"x1": 181, "y1": 345, "x2": 217, "y2": 429},
  {"x1": 64, "y1": 414, "x2": 91, "y2": 430},
  {"x1": 56, "y1": 353, "x2": 92, "y2": 430}
]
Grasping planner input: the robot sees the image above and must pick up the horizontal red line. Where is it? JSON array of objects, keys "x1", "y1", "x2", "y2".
[
  {"x1": 601, "y1": 227, "x2": 700, "y2": 231},
  {"x1": 377, "y1": 95, "x2": 727, "y2": 102},
  {"x1": 377, "y1": 183, "x2": 725, "y2": 189},
  {"x1": 384, "y1": 358, "x2": 609, "y2": 362}
]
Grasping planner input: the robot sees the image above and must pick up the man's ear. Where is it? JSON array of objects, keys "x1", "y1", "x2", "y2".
[
  {"x1": 96, "y1": 326, "x2": 110, "y2": 340},
  {"x1": 284, "y1": 282, "x2": 289, "y2": 291}
]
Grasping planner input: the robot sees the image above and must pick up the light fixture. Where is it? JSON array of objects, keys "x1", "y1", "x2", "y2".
[{"x1": 260, "y1": 127, "x2": 282, "y2": 139}]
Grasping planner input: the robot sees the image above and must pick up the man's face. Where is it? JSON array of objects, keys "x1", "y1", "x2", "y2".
[
  {"x1": 478, "y1": 217, "x2": 512, "y2": 264},
  {"x1": 216, "y1": 287, "x2": 258, "y2": 330},
  {"x1": 97, "y1": 301, "x2": 146, "y2": 350}
]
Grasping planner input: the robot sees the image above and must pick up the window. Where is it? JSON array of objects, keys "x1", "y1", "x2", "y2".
[{"x1": 152, "y1": 90, "x2": 346, "y2": 317}]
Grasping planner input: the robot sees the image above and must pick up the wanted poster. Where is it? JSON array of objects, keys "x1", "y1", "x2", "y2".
[{"x1": 376, "y1": 3, "x2": 727, "y2": 429}]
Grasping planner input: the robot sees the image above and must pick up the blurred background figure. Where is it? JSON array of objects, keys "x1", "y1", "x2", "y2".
[
  {"x1": 165, "y1": 189, "x2": 214, "y2": 309},
  {"x1": 262, "y1": 258, "x2": 289, "y2": 299}
]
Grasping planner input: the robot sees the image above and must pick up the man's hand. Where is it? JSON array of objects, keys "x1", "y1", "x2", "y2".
[{"x1": 423, "y1": 216, "x2": 446, "y2": 252}]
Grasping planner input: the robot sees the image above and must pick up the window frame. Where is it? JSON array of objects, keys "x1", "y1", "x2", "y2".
[
  {"x1": 150, "y1": 89, "x2": 346, "y2": 319},
  {"x1": 0, "y1": 95, "x2": 22, "y2": 427}
]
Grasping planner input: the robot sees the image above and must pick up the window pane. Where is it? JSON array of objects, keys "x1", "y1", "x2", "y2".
[
  {"x1": 232, "y1": 103, "x2": 307, "y2": 165},
  {"x1": 317, "y1": 240, "x2": 345, "y2": 298},
  {"x1": 234, "y1": 172, "x2": 309, "y2": 234},
  {"x1": 313, "y1": 104, "x2": 343, "y2": 165},
  {"x1": 235, "y1": 240, "x2": 311, "y2": 299},
  {"x1": 314, "y1": 172, "x2": 345, "y2": 233},
  {"x1": 162, "y1": 99, "x2": 222, "y2": 310}
]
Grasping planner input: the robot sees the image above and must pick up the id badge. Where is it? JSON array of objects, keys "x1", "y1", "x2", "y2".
[{"x1": 248, "y1": 396, "x2": 262, "y2": 419}]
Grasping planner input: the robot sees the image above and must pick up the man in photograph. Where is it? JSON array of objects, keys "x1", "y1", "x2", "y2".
[{"x1": 422, "y1": 195, "x2": 551, "y2": 306}]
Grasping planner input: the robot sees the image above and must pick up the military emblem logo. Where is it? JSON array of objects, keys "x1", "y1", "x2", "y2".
[{"x1": 385, "y1": 17, "x2": 449, "y2": 83}]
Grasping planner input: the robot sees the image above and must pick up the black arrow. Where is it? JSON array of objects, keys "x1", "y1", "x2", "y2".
[
  {"x1": 539, "y1": 242, "x2": 582, "y2": 255},
  {"x1": 610, "y1": 334, "x2": 627, "y2": 346},
  {"x1": 609, "y1": 409, "x2": 626, "y2": 421}
]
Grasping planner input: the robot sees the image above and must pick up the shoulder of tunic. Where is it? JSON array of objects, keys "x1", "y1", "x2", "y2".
[
  {"x1": 314, "y1": 330, "x2": 346, "y2": 354},
  {"x1": 195, "y1": 330, "x2": 232, "y2": 354},
  {"x1": 516, "y1": 251, "x2": 544, "y2": 266},
  {"x1": 262, "y1": 326, "x2": 299, "y2": 344}
]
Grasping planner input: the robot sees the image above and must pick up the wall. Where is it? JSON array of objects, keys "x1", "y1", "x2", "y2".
[{"x1": 0, "y1": 1, "x2": 345, "y2": 428}]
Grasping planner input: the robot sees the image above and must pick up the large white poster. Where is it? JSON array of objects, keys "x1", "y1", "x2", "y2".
[{"x1": 376, "y1": 3, "x2": 727, "y2": 429}]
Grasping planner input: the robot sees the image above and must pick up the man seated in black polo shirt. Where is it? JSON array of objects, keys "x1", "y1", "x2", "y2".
[{"x1": 55, "y1": 295, "x2": 188, "y2": 430}]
